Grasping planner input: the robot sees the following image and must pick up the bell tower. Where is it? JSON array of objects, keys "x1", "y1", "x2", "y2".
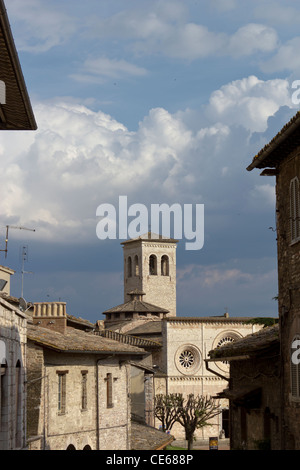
[{"x1": 121, "y1": 233, "x2": 178, "y2": 317}]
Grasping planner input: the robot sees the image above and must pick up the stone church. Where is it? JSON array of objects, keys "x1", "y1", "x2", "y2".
[{"x1": 100, "y1": 233, "x2": 262, "y2": 441}]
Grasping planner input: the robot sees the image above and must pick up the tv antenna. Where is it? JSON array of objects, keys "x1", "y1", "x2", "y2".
[
  {"x1": 21, "y1": 245, "x2": 33, "y2": 298},
  {"x1": 0, "y1": 225, "x2": 36, "y2": 258}
]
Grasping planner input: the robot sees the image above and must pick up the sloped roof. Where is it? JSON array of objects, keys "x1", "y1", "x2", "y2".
[
  {"x1": 103, "y1": 299, "x2": 169, "y2": 315},
  {"x1": 131, "y1": 421, "x2": 174, "y2": 450},
  {"x1": 27, "y1": 323, "x2": 146, "y2": 356},
  {"x1": 0, "y1": 0, "x2": 37, "y2": 130},
  {"x1": 67, "y1": 314, "x2": 95, "y2": 330},
  {"x1": 166, "y1": 315, "x2": 258, "y2": 324},
  {"x1": 126, "y1": 321, "x2": 162, "y2": 336},
  {"x1": 121, "y1": 232, "x2": 178, "y2": 245},
  {"x1": 208, "y1": 324, "x2": 279, "y2": 361},
  {"x1": 247, "y1": 111, "x2": 300, "y2": 171}
]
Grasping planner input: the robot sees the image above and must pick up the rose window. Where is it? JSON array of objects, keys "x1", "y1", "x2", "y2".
[
  {"x1": 217, "y1": 336, "x2": 235, "y2": 349},
  {"x1": 216, "y1": 336, "x2": 235, "y2": 365},
  {"x1": 175, "y1": 345, "x2": 201, "y2": 375},
  {"x1": 179, "y1": 350, "x2": 195, "y2": 369}
]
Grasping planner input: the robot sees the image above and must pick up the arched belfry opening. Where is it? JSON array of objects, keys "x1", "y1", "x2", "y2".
[
  {"x1": 121, "y1": 232, "x2": 178, "y2": 317},
  {"x1": 161, "y1": 255, "x2": 169, "y2": 276},
  {"x1": 149, "y1": 255, "x2": 157, "y2": 275}
]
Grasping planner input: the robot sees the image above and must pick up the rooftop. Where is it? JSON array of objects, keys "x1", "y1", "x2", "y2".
[
  {"x1": 0, "y1": 0, "x2": 37, "y2": 130},
  {"x1": 103, "y1": 299, "x2": 169, "y2": 315},
  {"x1": 27, "y1": 322, "x2": 147, "y2": 356},
  {"x1": 131, "y1": 420, "x2": 174, "y2": 450},
  {"x1": 208, "y1": 324, "x2": 279, "y2": 361},
  {"x1": 247, "y1": 110, "x2": 300, "y2": 171},
  {"x1": 121, "y1": 232, "x2": 178, "y2": 245}
]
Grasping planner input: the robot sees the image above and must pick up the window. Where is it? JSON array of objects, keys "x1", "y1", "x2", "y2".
[
  {"x1": 81, "y1": 371, "x2": 88, "y2": 410},
  {"x1": 291, "y1": 336, "x2": 300, "y2": 399},
  {"x1": 175, "y1": 345, "x2": 201, "y2": 375},
  {"x1": 15, "y1": 361, "x2": 22, "y2": 447},
  {"x1": 149, "y1": 255, "x2": 157, "y2": 275},
  {"x1": 57, "y1": 371, "x2": 68, "y2": 413},
  {"x1": 0, "y1": 360, "x2": 7, "y2": 435},
  {"x1": 134, "y1": 255, "x2": 139, "y2": 276},
  {"x1": 290, "y1": 177, "x2": 300, "y2": 242},
  {"x1": 106, "y1": 373, "x2": 113, "y2": 408},
  {"x1": 127, "y1": 257, "x2": 132, "y2": 277},
  {"x1": 161, "y1": 255, "x2": 169, "y2": 276}
]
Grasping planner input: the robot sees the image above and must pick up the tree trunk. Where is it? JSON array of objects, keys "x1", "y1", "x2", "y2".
[{"x1": 186, "y1": 431, "x2": 194, "y2": 450}]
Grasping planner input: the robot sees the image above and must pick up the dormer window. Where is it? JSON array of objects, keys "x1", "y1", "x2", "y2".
[{"x1": 290, "y1": 177, "x2": 300, "y2": 243}]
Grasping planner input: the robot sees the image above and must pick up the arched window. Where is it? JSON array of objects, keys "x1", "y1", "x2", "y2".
[
  {"x1": 134, "y1": 255, "x2": 139, "y2": 276},
  {"x1": 66, "y1": 444, "x2": 76, "y2": 450},
  {"x1": 291, "y1": 335, "x2": 300, "y2": 399},
  {"x1": 290, "y1": 177, "x2": 300, "y2": 242},
  {"x1": 127, "y1": 257, "x2": 132, "y2": 277},
  {"x1": 15, "y1": 360, "x2": 22, "y2": 448},
  {"x1": 161, "y1": 255, "x2": 169, "y2": 276},
  {"x1": 149, "y1": 255, "x2": 157, "y2": 275},
  {"x1": 0, "y1": 358, "x2": 7, "y2": 441}
]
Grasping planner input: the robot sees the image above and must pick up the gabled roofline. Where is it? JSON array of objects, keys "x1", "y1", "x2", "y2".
[
  {"x1": 247, "y1": 111, "x2": 300, "y2": 171},
  {"x1": 0, "y1": 0, "x2": 37, "y2": 130}
]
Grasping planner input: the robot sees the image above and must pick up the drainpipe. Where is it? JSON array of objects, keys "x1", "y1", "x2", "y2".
[
  {"x1": 96, "y1": 359, "x2": 101, "y2": 451},
  {"x1": 204, "y1": 359, "x2": 229, "y2": 382}
]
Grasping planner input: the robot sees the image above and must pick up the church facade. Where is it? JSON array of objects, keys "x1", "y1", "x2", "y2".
[{"x1": 101, "y1": 233, "x2": 263, "y2": 441}]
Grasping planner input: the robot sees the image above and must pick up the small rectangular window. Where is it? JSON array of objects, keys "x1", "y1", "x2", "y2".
[
  {"x1": 106, "y1": 373, "x2": 113, "y2": 408},
  {"x1": 81, "y1": 371, "x2": 88, "y2": 410},
  {"x1": 57, "y1": 371, "x2": 67, "y2": 414},
  {"x1": 290, "y1": 177, "x2": 300, "y2": 242}
]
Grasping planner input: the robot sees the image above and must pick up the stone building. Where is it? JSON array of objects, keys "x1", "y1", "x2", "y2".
[
  {"x1": 0, "y1": 0, "x2": 37, "y2": 131},
  {"x1": 101, "y1": 233, "x2": 264, "y2": 441},
  {"x1": 26, "y1": 300, "x2": 172, "y2": 450},
  {"x1": 246, "y1": 110, "x2": 300, "y2": 449},
  {"x1": 0, "y1": 286, "x2": 27, "y2": 450},
  {"x1": 209, "y1": 323, "x2": 280, "y2": 449},
  {"x1": 122, "y1": 233, "x2": 177, "y2": 316},
  {"x1": 0, "y1": 0, "x2": 36, "y2": 449}
]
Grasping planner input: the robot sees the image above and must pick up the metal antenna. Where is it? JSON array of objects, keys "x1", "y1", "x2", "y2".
[
  {"x1": 21, "y1": 245, "x2": 33, "y2": 298},
  {"x1": 0, "y1": 225, "x2": 35, "y2": 258}
]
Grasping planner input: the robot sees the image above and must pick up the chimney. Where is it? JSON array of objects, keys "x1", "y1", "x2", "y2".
[{"x1": 33, "y1": 302, "x2": 67, "y2": 334}]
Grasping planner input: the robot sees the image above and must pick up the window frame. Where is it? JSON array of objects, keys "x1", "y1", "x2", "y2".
[
  {"x1": 290, "y1": 177, "x2": 300, "y2": 244},
  {"x1": 105, "y1": 373, "x2": 114, "y2": 408},
  {"x1": 57, "y1": 370, "x2": 68, "y2": 414},
  {"x1": 81, "y1": 371, "x2": 88, "y2": 411}
]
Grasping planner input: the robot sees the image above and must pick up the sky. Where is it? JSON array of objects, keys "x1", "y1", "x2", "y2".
[{"x1": 1, "y1": 0, "x2": 300, "y2": 323}]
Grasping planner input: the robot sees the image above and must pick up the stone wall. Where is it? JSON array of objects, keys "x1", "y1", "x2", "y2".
[
  {"x1": 229, "y1": 355, "x2": 281, "y2": 450},
  {"x1": 26, "y1": 347, "x2": 131, "y2": 450},
  {"x1": 0, "y1": 298, "x2": 27, "y2": 450},
  {"x1": 276, "y1": 148, "x2": 300, "y2": 449},
  {"x1": 155, "y1": 317, "x2": 261, "y2": 440},
  {"x1": 123, "y1": 239, "x2": 177, "y2": 316}
]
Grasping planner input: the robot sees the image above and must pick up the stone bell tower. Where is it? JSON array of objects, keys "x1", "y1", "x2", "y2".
[{"x1": 121, "y1": 233, "x2": 178, "y2": 317}]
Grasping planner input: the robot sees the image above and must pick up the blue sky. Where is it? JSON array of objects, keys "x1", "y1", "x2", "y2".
[{"x1": 1, "y1": 0, "x2": 300, "y2": 322}]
